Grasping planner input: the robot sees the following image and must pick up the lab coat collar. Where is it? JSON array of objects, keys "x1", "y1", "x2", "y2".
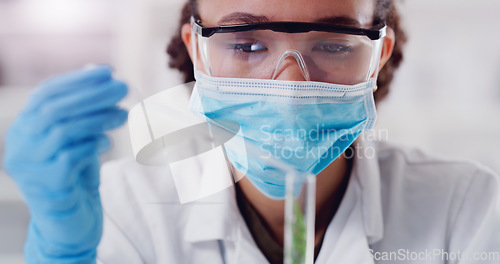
[
  {"x1": 183, "y1": 179, "x2": 242, "y2": 243},
  {"x1": 352, "y1": 135, "x2": 384, "y2": 244},
  {"x1": 183, "y1": 134, "x2": 384, "y2": 247},
  {"x1": 314, "y1": 136, "x2": 384, "y2": 263}
]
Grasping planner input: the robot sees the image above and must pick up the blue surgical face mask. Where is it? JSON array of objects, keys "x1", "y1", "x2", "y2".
[{"x1": 189, "y1": 71, "x2": 377, "y2": 200}]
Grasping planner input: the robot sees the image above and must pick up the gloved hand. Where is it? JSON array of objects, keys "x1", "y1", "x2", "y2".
[{"x1": 3, "y1": 65, "x2": 128, "y2": 263}]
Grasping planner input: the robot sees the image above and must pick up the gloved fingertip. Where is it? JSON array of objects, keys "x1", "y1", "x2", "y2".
[
  {"x1": 111, "y1": 80, "x2": 129, "y2": 99},
  {"x1": 117, "y1": 108, "x2": 129, "y2": 121},
  {"x1": 97, "y1": 136, "x2": 111, "y2": 154},
  {"x1": 37, "y1": 66, "x2": 114, "y2": 95},
  {"x1": 82, "y1": 65, "x2": 114, "y2": 80},
  {"x1": 103, "y1": 109, "x2": 128, "y2": 130},
  {"x1": 83, "y1": 63, "x2": 114, "y2": 72}
]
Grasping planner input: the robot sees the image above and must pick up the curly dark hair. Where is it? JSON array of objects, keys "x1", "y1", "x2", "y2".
[{"x1": 167, "y1": 0, "x2": 406, "y2": 103}]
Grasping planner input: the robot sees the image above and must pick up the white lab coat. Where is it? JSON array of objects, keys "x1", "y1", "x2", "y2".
[{"x1": 96, "y1": 137, "x2": 500, "y2": 264}]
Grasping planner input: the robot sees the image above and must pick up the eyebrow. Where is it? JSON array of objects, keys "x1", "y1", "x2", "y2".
[
  {"x1": 217, "y1": 12, "x2": 361, "y2": 27},
  {"x1": 218, "y1": 12, "x2": 270, "y2": 25},
  {"x1": 315, "y1": 16, "x2": 361, "y2": 27}
]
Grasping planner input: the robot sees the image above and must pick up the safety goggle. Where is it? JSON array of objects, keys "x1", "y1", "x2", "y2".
[{"x1": 191, "y1": 17, "x2": 387, "y2": 85}]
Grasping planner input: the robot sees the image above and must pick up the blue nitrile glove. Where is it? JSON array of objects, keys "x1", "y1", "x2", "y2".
[{"x1": 3, "y1": 65, "x2": 128, "y2": 263}]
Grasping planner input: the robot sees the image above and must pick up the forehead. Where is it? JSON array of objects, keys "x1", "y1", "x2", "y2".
[{"x1": 198, "y1": 0, "x2": 376, "y2": 27}]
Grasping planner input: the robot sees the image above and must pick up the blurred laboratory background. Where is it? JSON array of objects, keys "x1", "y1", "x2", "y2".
[{"x1": 0, "y1": 0, "x2": 499, "y2": 262}]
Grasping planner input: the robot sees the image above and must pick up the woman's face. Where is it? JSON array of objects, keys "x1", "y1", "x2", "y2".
[{"x1": 188, "y1": 0, "x2": 391, "y2": 84}]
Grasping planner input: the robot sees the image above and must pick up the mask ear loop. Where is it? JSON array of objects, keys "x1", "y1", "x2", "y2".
[
  {"x1": 190, "y1": 17, "x2": 212, "y2": 77},
  {"x1": 371, "y1": 39, "x2": 385, "y2": 92},
  {"x1": 272, "y1": 50, "x2": 311, "y2": 81},
  {"x1": 368, "y1": 25, "x2": 387, "y2": 92},
  {"x1": 190, "y1": 17, "x2": 198, "y2": 75}
]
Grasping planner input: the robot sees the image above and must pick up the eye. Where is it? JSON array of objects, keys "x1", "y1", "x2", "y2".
[
  {"x1": 231, "y1": 42, "x2": 268, "y2": 53},
  {"x1": 313, "y1": 43, "x2": 353, "y2": 54}
]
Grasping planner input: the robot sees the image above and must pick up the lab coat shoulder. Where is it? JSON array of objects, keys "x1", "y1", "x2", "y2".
[
  {"x1": 97, "y1": 157, "x2": 185, "y2": 264},
  {"x1": 372, "y1": 141, "x2": 500, "y2": 257}
]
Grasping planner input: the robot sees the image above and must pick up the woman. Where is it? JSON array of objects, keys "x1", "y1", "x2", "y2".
[{"x1": 3, "y1": 0, "x2": 499, "y2": 263}]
